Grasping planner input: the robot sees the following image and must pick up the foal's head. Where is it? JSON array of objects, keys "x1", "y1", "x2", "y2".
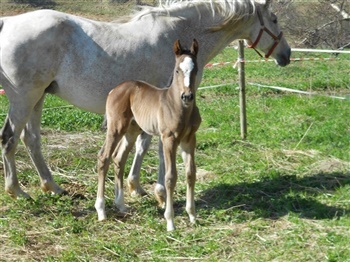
[{"x1": 172, "y1": 39, "x2": 199, "y2": 105}]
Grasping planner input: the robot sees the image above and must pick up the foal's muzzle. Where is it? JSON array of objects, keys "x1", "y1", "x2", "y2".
[{"x1": 181, "y1": 92, "x2": 194, "y2": 102}]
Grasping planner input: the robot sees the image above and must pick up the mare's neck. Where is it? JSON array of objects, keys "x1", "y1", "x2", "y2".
[{"x1": 172, "y1": 5, "x2": 255, "y2": 67}]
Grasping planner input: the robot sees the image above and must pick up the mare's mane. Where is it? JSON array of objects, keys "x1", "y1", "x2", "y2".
[{"x1": 116, "y1": 0, "x2": 257, "y2": 29}]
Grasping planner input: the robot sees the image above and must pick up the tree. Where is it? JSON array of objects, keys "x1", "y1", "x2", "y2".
[{"x1": 272, "y1": 0, "x2": 350, "y2": 49}]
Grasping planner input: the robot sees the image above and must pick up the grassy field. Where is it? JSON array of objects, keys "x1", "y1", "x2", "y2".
[{"x1": 1, "y1": 2, "x2": 350, "y2": 261}]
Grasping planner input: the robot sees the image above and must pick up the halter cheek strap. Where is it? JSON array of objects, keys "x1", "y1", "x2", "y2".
[{"x1": 248, "y1": 8, "x2": 283, "y2": 59}]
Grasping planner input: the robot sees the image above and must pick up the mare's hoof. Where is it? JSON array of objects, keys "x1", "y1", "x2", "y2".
[
  {"x1": 116, "y1": 204, "x2": 131, "y2": 214},
  {"x1": 127, "y1": 179, "x2": 148, "y2": 197},
  {"x1": 70, "y1": 192, "x2": 86, "y2": 200},
  {"x1": 41, "y1": 182, "x2": 66, "y2": 195},
  {"x1": 154, "y1": 184, "x2": 166, "y2": 208},
  {"x1": 130, "y1": 188, "x2": 148, "y2": 197},
  {"x1": 5, "y1": 187, "x2": 31, "y2": 200}
]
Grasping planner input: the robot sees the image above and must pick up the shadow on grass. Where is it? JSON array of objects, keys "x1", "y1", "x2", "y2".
[
  {"x1": 3, "y1": 172, "x2": 348, "y2": 223},
  {"x1": 197, "y1": 172, "x2": 350, "y2": 220},
  {"x1": 12, "y1": 0, "x2": 57, "y2": 8}
]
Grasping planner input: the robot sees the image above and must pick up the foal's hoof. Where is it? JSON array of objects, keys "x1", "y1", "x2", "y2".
[
  {"x1": 166, "y1": 221, "x2": 176, "y2": 232},
  {"x1": 96, "y1": 211, "x2": 107, "y2": 221}
]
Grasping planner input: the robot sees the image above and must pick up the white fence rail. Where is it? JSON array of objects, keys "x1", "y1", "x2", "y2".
[
  {"x1": 210, "y1": 45, "x2": 350, "y2": 139},
  {"x1": 291, "y1": 48, "x2": 350, "y2": 54}
]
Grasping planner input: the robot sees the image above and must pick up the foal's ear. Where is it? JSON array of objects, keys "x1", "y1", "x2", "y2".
[
  {"x1": 190, "y1": 39, "x2": 199, "y2": 56},
  {"x1": 174, "y1": 39, "x2": 183, "y2": 56}
]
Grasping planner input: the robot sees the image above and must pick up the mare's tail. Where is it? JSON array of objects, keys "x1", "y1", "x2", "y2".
[{"x1": 0, "y1": 18, "x2": 14, "y2": 93}]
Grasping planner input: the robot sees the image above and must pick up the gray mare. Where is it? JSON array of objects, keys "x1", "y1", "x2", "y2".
[{"x1": 0, "y1": 0, "x2": 290, "y2": 201}]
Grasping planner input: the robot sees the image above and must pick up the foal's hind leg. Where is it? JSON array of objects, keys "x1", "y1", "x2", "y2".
[
  {"x1": 20, "y1": 94, "x2": 65, "y2": 195},
  {"x1": 95, "y1": 119, "x2": 129, "y2": 221}
]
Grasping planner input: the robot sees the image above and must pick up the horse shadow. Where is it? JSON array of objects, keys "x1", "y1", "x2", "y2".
[
  {"x1": 195, "y1": 171, "x2": 350, "y2": 220},
  {"x1": 12, "y1": 0, "x2": 57, "y2": 8}
]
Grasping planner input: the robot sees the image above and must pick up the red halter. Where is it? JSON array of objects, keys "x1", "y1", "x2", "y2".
[{"x1": 247, "y1": 8, "x2": 283, "y2": 59}]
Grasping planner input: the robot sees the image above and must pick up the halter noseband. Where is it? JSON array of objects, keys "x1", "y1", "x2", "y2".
[{"x1": 247, "y1": 8, "x2": 283, "y2": 59}]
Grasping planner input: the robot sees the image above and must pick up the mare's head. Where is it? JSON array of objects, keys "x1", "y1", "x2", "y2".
[
  {"x1": 173, "y1": 39, "x2": 199, "y2": 106},
  {"x1": 246, "y1": 0, "x2": 291, "y2": 66}
]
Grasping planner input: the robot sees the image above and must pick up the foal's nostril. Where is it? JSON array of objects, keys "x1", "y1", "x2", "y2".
[{"x1": 181, "y1": 92, "x2": 194, "y2": 102}]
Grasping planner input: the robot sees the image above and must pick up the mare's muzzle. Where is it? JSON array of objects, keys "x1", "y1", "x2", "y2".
[{"x1": 181, "y1": 92, "x2": 194, "y2": 102}]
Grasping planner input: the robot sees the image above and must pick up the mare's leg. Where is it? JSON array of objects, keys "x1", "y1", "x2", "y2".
[
  {"x1": 127, "y1": 134, "x2": 167, "y2": 207},
  {"x1": 1, "y1": 87, "x2": 46, "y2": 198},
  {"x1": 180, "y1": 135, "x2": 197, "y2": 224},
  {"x1": 112, "y1": 121, "x2": 141, "y2": 212},
  {"x1": 1, "y1": 114, "x2": 30, "y2": 198},
  {"x1": 162, "y1": 135, "x2": 178, "y2": 231},
  {"x1": 155, "y1": 138, "x2": 166, "y2": 208},
  {"x1": 20, "y1": 94, "x2": 65, "y2": 194},
  {"x1": 95, "y1": 119, "x2": 128, "y2": 221},
  {"x1": 127, "y1": 132, "x2": 151, "y2": 196}
]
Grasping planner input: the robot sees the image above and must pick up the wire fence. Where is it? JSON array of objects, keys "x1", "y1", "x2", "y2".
[
  {"x1": 200, "y1": 47, "x2": 350, "y2": 100},
  {"x1": 201, "y1": 45, "x2": 350, "y2": 139}
]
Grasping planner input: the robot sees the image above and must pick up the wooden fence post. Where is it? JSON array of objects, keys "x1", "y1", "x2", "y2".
[{"x1": 238, "y1": 40, "x2": 247, "y2": 139}]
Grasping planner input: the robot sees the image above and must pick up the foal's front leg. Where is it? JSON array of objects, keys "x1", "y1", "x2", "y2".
[
  {"x1": 162, "y1": 135, "x2": 178, "y2": 231},
  {"x1": 180, "y1": 136, "x2": 197, "y2": 224},
  {"x1": 154, "y1": 138, "x2": 166, "y2": 208}
]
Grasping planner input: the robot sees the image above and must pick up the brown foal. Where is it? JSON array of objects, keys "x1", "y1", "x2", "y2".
[{"x1": 95, "y1": 39, "x2": 201, "y2": 231}]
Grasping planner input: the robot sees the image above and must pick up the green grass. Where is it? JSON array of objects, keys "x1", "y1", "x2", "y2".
[{"x1": 1, "y1": 3, "x2": 350, "y2": 261}]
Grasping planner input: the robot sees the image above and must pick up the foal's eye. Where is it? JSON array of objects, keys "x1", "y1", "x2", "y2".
[{"x1": 176, "y1": 70, "x2": 179, "y2": 74}]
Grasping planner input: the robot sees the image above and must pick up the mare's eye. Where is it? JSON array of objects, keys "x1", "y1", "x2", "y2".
[
  {"x1": 272, "y1": 15, "x2": 278, "y2": 24},
  {"x1": 176, "y1": 70, "x2": 179, "y2": 74}
]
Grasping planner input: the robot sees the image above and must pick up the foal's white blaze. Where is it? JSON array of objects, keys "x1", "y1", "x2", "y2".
[{"x1": 179, "y1": 57, "x2": 194, "y2": 87}]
